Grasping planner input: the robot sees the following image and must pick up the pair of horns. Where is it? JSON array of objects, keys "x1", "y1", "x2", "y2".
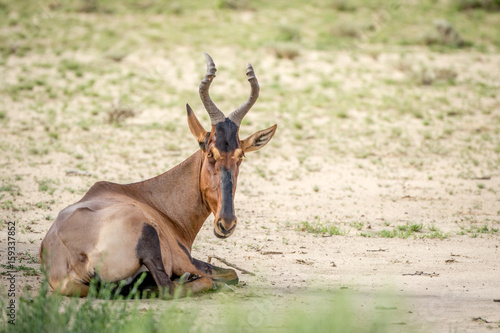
[{"x1": 198, "y1": 52, "x2": 259, "y2": 127}]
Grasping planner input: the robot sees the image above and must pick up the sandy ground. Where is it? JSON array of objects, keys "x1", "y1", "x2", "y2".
[
  {"x1": 181, "y1": 160, "x2": 500, "y2": 332},
  {"x1": 1, "y1": 48, "x2": 499, "y2": 332}
]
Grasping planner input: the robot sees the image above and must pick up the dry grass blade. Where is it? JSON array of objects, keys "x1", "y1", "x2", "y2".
[{"x1": 208, "y1": 255, "x2": 256, "y2": 276}]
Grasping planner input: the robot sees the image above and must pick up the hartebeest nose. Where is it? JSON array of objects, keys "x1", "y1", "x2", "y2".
[
  {"x1": 217, "y1": 217, "x2": 236, "y2": 235},
  {"x1": 215, "y1": 165, "x2": 237, "y2": 238}
]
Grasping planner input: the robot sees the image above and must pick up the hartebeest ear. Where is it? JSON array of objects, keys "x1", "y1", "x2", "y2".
[
  {"x1": 186, "y1": 104, "x2": 209, "y2": 151},
  {"x1": 240, "y1": 124, "x2": 277, "y2": 153}
]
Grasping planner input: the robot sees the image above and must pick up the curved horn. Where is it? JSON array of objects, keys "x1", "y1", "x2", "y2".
[
  {"x1": 199, "y1": 52, "x2": 226, "y2": 125},
  {"x1": 228, "y1": 62, "x2": 260, "y2": 127}
]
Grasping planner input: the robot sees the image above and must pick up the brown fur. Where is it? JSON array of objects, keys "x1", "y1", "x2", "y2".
[
  {"x1": 40, "y1": 114, "x2": 276, "y2": 297},
  {"x1": 40, "y1": 56, "x2": 277, "y2": 297}
]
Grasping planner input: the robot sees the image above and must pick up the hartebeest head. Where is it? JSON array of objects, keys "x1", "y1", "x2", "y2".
[{"x1": 187, "y1": 53, "x2": 277, "y2": 239}]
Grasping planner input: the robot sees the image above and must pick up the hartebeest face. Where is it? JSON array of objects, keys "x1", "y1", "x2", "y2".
[
  {"x1": 201, "y1": 120, "x2": 242, "y2": 238},
  {"x1": 187, "y1": 53, "x2": 277, "y2": 239}
]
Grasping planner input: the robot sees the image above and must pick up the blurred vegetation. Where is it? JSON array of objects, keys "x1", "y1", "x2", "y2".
[
  {"x1": 0, "y1": 275, "x2": 402, "y2": 333},
  {"x1": 0, "y1": 0, "x2": 498, "y2": 208},
  {"x1": 1, "y1": 0, "x2": 500, "y2": 59}
]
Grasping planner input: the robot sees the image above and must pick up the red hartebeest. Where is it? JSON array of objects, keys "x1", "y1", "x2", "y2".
[{"x1": 39, "y1": 53, "x2": 277, "y2": 297}]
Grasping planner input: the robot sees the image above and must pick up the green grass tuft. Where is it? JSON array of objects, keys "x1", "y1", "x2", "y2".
[{"x1": 298, "y1": 219, "x2": 347, "y2": 236}]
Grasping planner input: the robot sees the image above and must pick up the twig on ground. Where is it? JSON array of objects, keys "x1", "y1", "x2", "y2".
[
  {"x1": 295, "y1": 259, "x2": 313, "y2": 265},
  {"x1": 208, "y1": 255, "x2": 256, "y2": 276},
  {"x1": 472, "y1": 317, "x2": 495, "y2": 323},
  {"x1": 402, "y1": 271, "x2": 439, "y2": 277},
  {"x1": 261, "y1": 251, "x2": 283, "y2": 255}
]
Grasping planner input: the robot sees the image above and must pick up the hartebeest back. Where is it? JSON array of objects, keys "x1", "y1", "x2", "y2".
[{"x1": 39, "y1": 53, "x2": 277, "y2": 297}]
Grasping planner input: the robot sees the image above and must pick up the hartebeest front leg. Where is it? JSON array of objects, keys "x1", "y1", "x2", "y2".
[
  {"x1": 136, "y1": 224, "x2": 176, "y2": 296},
  {"x1": 169, "y1": 274, "x2": 216, "y2": 298},
  {"x1": 136, "y1": 224, "x2": 217, "y2": 298},
  {"x1": 192, "y1": 258, "x2": 239, "y2": 285},
  {"x1": 175, "y1": 241, "x2": 239, "y2": 285}
]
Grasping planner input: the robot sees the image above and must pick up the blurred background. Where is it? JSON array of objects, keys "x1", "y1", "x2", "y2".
[{"x1": 1, "y1": 0, "x2": 499, "y2": 176}]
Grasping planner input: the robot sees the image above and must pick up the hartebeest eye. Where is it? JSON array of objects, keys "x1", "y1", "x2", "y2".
[
  {"x1": 207, "y1": 152, "x2": 216, "y2": 165},
  {"x1": 233, "y1": 148, "x2": 244, "y2": 162},
  {"x1": 207, "y1": 149, "x2": 218, "y2": 164}
]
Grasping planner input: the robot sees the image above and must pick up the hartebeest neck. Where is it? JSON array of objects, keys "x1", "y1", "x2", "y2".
[{"x1": 128, "y1": 150, "x2": 210, "y2": 248}]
